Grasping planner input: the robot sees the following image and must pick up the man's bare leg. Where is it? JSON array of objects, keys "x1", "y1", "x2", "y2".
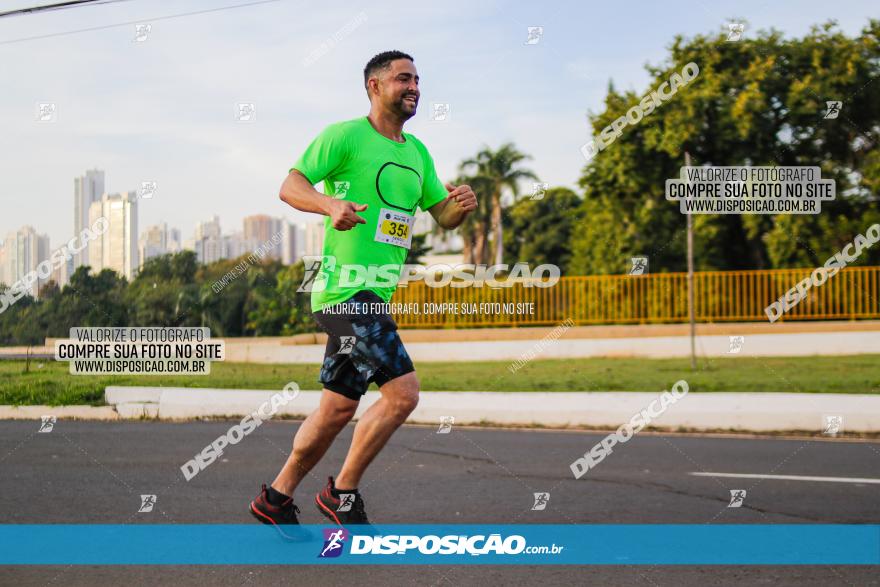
[
  {"x1": 334, "y1": 371, "x2": 419, "y2": 490},
  {"x1": 270, "y1": 389, "x2": 359, "y2": 497}
]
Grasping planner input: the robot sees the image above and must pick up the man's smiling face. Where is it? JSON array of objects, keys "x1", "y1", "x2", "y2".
[{"x1": 373, "y1": 58, "x2": 420, "y2": 120}]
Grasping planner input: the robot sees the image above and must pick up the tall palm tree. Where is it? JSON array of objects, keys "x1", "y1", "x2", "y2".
[
  {"x1": 443, "y1": 174, "x2": 493, "y2": 264},
  {"x1": 461, "y1": 143, "x2": 538, "y2": 266}
]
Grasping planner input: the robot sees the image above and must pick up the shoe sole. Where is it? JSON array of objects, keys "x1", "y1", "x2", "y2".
[
  {"x1": 315, "y1": 495, "x2": 376, "y2": 529},
  {"x1": 249, "y1": 501, "x2": 302, "y2": 541},
  {"x1": 249, "y1": 501, "x2": 278, "y2": 525},
  {"x1": 315, "y1": 494, "x2": 344, "y2": 526}
]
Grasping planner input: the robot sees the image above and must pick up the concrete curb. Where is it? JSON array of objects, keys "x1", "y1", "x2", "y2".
[
  {"x1": 95, "y1": 387, "x2": 880, "y2": 432},
  {"x1": 0, "y1": 405, "x2": 118, "y2": 420}
]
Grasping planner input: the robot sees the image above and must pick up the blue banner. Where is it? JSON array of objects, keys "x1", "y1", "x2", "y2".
[{"x1": 1, "y1": 525, "x2": 877, "y2": 565}]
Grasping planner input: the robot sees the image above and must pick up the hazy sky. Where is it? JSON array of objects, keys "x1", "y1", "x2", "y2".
[{"x1": 0, "y1": 0, "x2": 875, "y2": 248}]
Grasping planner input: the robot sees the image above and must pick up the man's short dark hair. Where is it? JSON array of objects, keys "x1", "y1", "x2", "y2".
[{"x1": 364, "y1": 50, "x2": 414, "y2": 91}]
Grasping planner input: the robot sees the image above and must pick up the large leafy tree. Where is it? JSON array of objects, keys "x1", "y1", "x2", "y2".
[
  {"x1": 196, "y1": 256, "x2": 254, "y2": 336},
  {"x1": 248, "y1": 261, "x2": 315, "y2": 336},
  {"x1": 57, "y1": 266, "x2": 129, "y2": 328},
  {"x1": 504, "y1": 187, "x2": 583, "y2": 273},
  {"x1": 242, "y1": 258, "x2": 285, "y2": 336},
  {"x1": 1, "y1": 266, "x2": 132, "y2": 345},
  {"x1": 126, "y1": 251, "x2": 200, "y2": 327},
  {"x1": 573, "y1": 20, "x2": 880, "y2": 274}
]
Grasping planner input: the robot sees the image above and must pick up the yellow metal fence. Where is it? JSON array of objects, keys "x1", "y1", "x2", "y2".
[{"x1": 389, "y1": 266, "x2": 880, "y2": 328}]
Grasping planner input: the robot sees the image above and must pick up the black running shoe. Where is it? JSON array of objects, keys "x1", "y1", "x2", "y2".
[
  {"x1": 249, "y1": 484, "x2": 301, "y2": 534},
  {"x1": 315, "y1": 476, "x2": 371, "y2": 526}
]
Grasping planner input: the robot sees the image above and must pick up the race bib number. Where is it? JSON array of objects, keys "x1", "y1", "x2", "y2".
[{"x1": 374, "y1": 208, "x2": 414, "y2": 249}]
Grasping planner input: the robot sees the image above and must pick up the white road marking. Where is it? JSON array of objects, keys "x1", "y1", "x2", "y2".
[{"x1": 689, "y1": 472, "x2": 880, "y2": 484}]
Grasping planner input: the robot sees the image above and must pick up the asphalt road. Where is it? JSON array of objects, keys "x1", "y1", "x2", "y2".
[{"x1": 1, "y1": 420, "x2": 878, "y2": 586}]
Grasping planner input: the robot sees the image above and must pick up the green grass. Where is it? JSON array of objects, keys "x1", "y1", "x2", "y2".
[{"x1": 1, "y1": 354, "x2": 879, "y2": 406}]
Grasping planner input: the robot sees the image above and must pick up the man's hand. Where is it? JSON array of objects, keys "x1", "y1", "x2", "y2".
[
  {"x1": 429, "y1": 183, "x2": 477, "y2": 229},
  {"x1": 444, "y1": 182, "x2": 477, "y2": 213},
  {"x1": 328, "y1": 200, "x2": 368, "y2": 230}
]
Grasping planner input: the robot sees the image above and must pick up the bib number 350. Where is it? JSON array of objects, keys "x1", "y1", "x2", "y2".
[{"x1": 374, "y1": 208, "x2": 415, "y2": 249}]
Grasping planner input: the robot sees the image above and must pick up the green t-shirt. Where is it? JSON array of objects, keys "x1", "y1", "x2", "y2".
[{"x1": 291, "y1": 116, "x2": 448, "y2": 312}]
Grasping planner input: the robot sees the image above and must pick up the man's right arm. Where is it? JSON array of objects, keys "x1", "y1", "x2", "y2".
[{"x1": 279, "y1": 170, "x2": 367, "y2": 231}]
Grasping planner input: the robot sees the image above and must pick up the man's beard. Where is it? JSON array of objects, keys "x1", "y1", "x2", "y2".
[{"x1": 392, "y1": 94, "x2": 418, "y2": 120}]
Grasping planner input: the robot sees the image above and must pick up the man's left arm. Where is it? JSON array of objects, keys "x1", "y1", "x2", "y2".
[{"x1": 428, "y1": 183, "x2": 477, "y2": 229}]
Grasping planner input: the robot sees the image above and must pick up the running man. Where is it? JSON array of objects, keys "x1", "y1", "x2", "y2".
[{"x1": 249, "y1": 51, "x2": 477, "y2": 528}]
